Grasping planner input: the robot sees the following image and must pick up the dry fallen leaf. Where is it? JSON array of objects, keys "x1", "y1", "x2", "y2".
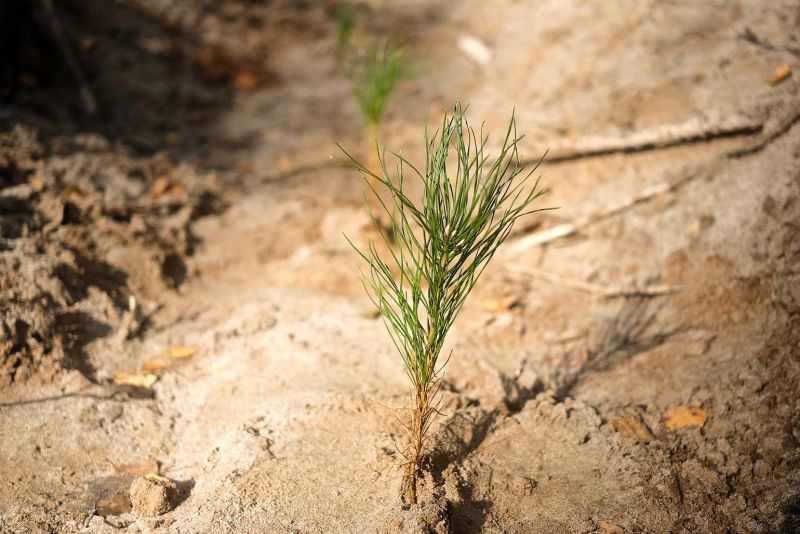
[
  {"x1": 61, "y1": 184, "x2": 83, "y2": 199},
  {"x1": 113, "y1": 372, "x2": 158, "y2": 388},
  {"x1": 664, "y1": 405, "x2": 707, "y2": 429},
  {"x1": 480, "y1": 295, "x2": 519, "y2": 313},
  {"x1": 149, "y1": 177, "x2": 171, "y2": 198},
  {"x1": 163, "y1": 346, "x2": 198, "y2": 359},
  {"x1": 149, "y1": 178, "x2": 188, "y2": 201},
  {"x1": 29, "y1": 177, "x2": 44, "y2": 192},
  {"x1": 278, "y1": 156, "x2": 293, "y2": 172},
  {"x1": 141, "y1": 360, "x2": 171, "y2": 373},
  {"x1": 246, "y1": 30, "x2": 264, "y2": 49},
  {"x1": 685, "y1": 218, "x2": 702, "y2": 237},
  {"x1": 598, "y1": 522, "x2": 626, "y2": 534},
  {"x1": 766, "y1": 64, "x2": 792, "y2": 86},
  {"x1": 234, "y1": 71, "x2": 260, "y2": 92},
  {"x1": 613, "y1": 413, "x2": 656, "y2": 443}
]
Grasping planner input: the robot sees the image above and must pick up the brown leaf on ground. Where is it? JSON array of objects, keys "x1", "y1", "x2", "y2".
[
  {"x1": 766, "y1": 64, "x2": 792, "y2": 86},
  {"x1": 149, "y1": 178, "x2": 188, "y2": 201},
  {"x1": 164, "y1": 346, "x2": 198, "y2": 359},
  {"x1": 598, "y1": 522, "x2": 626, "y2": 534},
  {"x1": 246, "y1": 30, "x2": 264, "y2": 50},
  {"x1": 141, "y1": 360, "x2": 171, "y2": 373},
  {"x1": 29, "y1": 177, "x2": 44, "y2": 192},
  {"x1": 664, "y1": 405, "x2": 707, "y2": 429},
  {"x1": 61, "y1": 184, "x2": 83, "y2": 199},
  {"x1": 480, "y1": 295, "x2": 520, "y2": 313},
  {"x1": 113, "y1": 372, "x2": 158, "y2": 388},
  {"x1": 234, "y1": 71, "x2": 260, "y2": 92},
  {"x1": 612, "y1": 412, "x2": 656, "y2": 443},
  {"x1": 113, "y1": 458, "x2": 159, "y2": 477},
  {"x1": 278, "y1": 156, "x2": 293, "y2": 172}
]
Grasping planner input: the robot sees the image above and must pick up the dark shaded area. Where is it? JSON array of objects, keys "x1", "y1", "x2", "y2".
[
  {"x1": 174, "y1": 478, "x2": 196, "y2": 508},
  {"x1": 555, "y1": 296, "x2": 682, "y2": 400},
  {"x1": 426, "y1": 406, "x2": 497, "y2": 533},
  {"x1": 777, "y1": 492, "x2": 800, "y2": 533},
  {"x1": 424, "y1": 358, "x2": 546, "y2": 530},
  {"x1": 55, "y1": 311, "x2": 112, "y2": 382},
  {"x1": 70, "y1": 252, "x2": 130, "y2": 306},
  {"x1": 0, "y1": 0, "x2": 53, "y2": 104},
  {"x1": 0, "y1": 0, "x2": 236, "y2": 156}
]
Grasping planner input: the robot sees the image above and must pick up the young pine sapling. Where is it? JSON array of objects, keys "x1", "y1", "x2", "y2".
[
  {"x1": 342, "y1": 106, "x2": 552, "y2": 504},
  {"x1": 335, "y1": 10, "x2": 404, "y2": 226}
]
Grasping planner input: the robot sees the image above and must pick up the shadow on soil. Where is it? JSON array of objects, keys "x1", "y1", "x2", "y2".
[
  {"x1": 427, "y1": 295, "x2": 682, "y2": 531},
  {"x1": 0, "y1": 0, "x2": 247, "y2": 157},
  {"x1": 556, "y1": 295, "x2": 683, "y2": 401},
  {"x1": 56, "y1": 310, "x2": 111, "y2": 382}
]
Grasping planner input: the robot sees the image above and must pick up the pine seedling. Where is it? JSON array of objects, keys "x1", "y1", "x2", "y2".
[
  {"x1": 342, "y1": 105, "x2": 552, "y2": 504},
  {"x1": 334, "y1": 8, "x2": 404, "y2": 143},
  {"x1": 339, "y1": 30, "x2": 405, "y2": 231},
  {"x1": 334, "y1": 5, "x2": 357, "y2": 62},
  {"x1": 350, "y1": 39, "x2": 403, "y2": 146}
]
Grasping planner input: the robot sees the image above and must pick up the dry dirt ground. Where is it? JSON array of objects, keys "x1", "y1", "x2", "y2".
[{"x1": 1, "y1": 1, "x2": 799, "y2": 532}]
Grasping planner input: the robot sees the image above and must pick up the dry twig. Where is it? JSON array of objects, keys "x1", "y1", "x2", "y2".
[
  {"x1": 506, "y1": 264, "x2": 680, "y2": 298},
  {"x1": 506, "y1": 173, "x2": 696, "y2": 253}
]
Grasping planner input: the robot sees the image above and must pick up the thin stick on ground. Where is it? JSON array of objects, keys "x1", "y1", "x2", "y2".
[
  {"x1": 506, "y1": 264, "x2": 680, "y2": 298},
  {"x1": 506, "y1": 170, "x2": 699, "y2": 253},
  {"x1": 342, "y1": 105, "x2": 552, "y2": 503}
]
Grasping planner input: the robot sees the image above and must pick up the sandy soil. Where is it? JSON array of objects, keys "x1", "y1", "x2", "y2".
[{"x1": 1, "y1": 1, "x2": 799, "y2": 532}]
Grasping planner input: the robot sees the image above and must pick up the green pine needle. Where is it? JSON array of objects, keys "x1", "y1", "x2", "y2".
[
  {"x1": 350, "y1": 39, "x2": 404, "y2": 129},
  {"x1": 344, "y1": 105, "x2": 553, "y2": 385},
  {"x1": 343, "y1": 105, "x2": 553, "y2": 451}
]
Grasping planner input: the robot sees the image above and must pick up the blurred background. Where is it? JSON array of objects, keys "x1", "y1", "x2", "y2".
[{"x1": 1, "y1": 1, "x2": 798, "y2": 532}]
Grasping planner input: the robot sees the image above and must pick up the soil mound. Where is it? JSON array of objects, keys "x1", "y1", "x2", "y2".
[{"x1": 0, "y1": 125, "x2": 222, "y2": 385}]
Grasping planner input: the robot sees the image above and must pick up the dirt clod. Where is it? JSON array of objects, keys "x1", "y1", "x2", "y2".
[{"x1": 130, "y1": 474, "x2": 178, "y2": 517}]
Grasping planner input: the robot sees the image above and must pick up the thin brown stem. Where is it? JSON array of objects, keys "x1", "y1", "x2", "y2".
[{"x1": 403, "y1": 382, "x2": 434, "y2": 504}]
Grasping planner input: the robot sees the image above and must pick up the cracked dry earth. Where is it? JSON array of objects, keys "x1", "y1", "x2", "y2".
[{"x1": 1, "y1": 0, "x2": 800, "y2": 533}]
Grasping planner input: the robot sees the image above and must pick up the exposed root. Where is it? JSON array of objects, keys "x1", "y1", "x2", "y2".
[
  {"x1": 401, "y1": 380, "x2": 444, "y2": 505},
  {"x1": 728, "y1": 99, "x2": 800, "y2": 158},
  {"x1": 516, "y1": 110, "x2": 761, "y2": 164}
]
